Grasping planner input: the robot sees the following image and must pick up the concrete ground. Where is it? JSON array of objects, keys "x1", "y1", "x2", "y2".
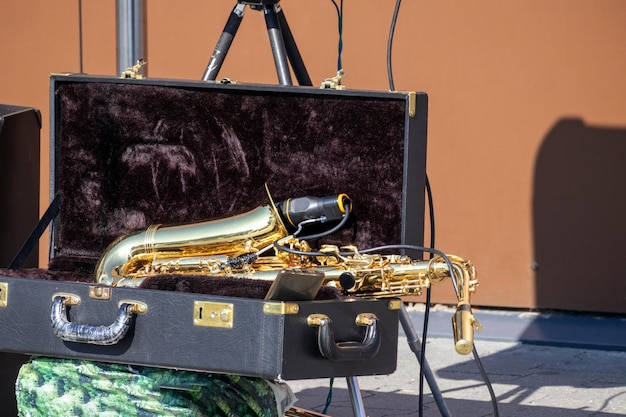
[{"x1": 287, "y1": 305, "x2": 626, "y2": 417}]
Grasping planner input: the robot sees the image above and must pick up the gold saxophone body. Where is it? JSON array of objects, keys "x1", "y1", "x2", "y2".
[{"x1": 94, "y1": 193, "x2": 481, "y2": 354}]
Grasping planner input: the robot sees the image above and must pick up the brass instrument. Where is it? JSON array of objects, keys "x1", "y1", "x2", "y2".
[
  {"x1": 94, "y1": 201, "x2": 288, "y2": 286},
  {"x1": 94, "y1": 190, "x2": 481, "y2": 354}
]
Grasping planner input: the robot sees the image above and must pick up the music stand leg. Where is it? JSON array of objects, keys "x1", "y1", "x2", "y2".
[
  {"x1": 400, "y1": 305, "x2": 452, "y2": 416},
  {"x1": 202, "y1": 3, "x2": 245, "y2": 81}
]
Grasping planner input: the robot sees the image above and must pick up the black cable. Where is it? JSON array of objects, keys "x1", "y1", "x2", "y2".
[
  {"x1": 363, "y1": 245, "x2": 500, "y2": 416},
  {"x1": 78, "y1": 0, "x2": 83, "y2": 73},
  {"x1": 385, "y1": 1, "x2": 499, "y2": 415},
  {"x1": 322, "y1": 376, "x2": 334, "y2": 414},
  {"x1": 387, "y1": 0, "x2": 402, "y2": 91},
  {"x1": 386, "y1": 2, "x2": 432, "y2": 414},
  {"x1": 293, "y1": 202, "x2": 352, "y2": 241},
  {"x1": 419, "y1": 175, "x2": 435, "y2": 417},
  {"x1": 473, "y1": 345, "x2": 500, "y2": 417},
  {"x1": 329, "y1": 0, "x2": 344, "y2": 71}
]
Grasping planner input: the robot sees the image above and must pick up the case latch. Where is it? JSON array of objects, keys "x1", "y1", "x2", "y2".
[{"x1": 194, "y1": 301, "x2": 234, "y2": 328}]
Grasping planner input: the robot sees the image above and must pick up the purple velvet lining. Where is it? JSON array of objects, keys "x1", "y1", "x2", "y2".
[
  {"x1": 5, "y1": 79, "x2": 410, "y2": 298},
  {"x1": 52, "y1": 81, "x2": 407, "y2": 265},
  {"x1": 138, "y1": 274, "x2": 343, "y2": 300}
]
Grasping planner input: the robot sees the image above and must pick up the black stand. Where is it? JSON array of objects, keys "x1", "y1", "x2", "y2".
[
  {"x1": 202, "y1": 0, "x2": 312, "y2": 86},
  {"x1": 400, "y1": 305, "x2": 452, "y2": 416},
  {"x1": 203, "y1": 4, "x2": 452, "y2": 416}
]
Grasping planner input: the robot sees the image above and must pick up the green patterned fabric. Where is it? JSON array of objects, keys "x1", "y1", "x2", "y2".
[{"x1": 16, "y1": 357, "x2": 294, "y2": 417}]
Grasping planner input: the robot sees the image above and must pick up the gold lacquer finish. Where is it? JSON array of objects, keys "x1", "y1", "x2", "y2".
[
  {"x1": 440, "y1": 254, "x2": 482, "y2": 355},
  {"x1": 94, "y1": 188, "x2": 481, "y2": 355},
  {"x1": 194, "y1": 301, "x2": 234, "y2": 328},
  {"x1": 0, "y1": 282, "x2": 7, "y2": 307},
  {"x1": 95, "y1": 187, "x2": 289, "y2": 287}
]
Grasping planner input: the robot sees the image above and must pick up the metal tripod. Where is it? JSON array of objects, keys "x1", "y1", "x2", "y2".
[
  {"x1": 202, "y1": 3, "x2": 452, "y2": 416},
  {"x1": 202, "y1": 0, "x2": 312, "y2": 86}
]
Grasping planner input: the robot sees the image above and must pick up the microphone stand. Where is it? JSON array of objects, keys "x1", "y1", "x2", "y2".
[
  {"x1": 202, "y1": 2, "x2": 452, "y2": 415},
  {"x1": 202, "y1": 0, "x2": 311, "y2": 86}
]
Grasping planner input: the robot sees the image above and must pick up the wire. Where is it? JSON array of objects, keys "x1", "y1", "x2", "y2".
[
  {"x1": 420, "y1": 175, "x2": 435, "y2": 416},
  {"x1": 386, "y1": 2, "x2": 435, "y2": 414},
  {"x1": 78, "y1": 0, "x2": 84, "y2": 73},
  {"x1": 473, "y1": 346, "x2": 500, "y2": 417},
  {"x1": 387, "y1": 0, "x2": 402, "y2": 91},
  {"x1": 293, "y1": 202, "x2": 352, "y2": 241},
  {"x1": 322, "y1": 377, "x2": 334, "y2": 414},
  {"x1": 329, "y1": 0, "x2": 344, "y2": 71},
  {"x1": 273, "y1": 205, "x2": 352, "y2": 259},
  {"x1": 385, "y1": 1, "x2": 500, "y2": 416}
]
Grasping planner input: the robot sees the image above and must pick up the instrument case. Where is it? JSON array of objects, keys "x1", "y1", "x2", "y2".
[{"x1": 0, "y1": 74, "x2": 428, "y2": 380}]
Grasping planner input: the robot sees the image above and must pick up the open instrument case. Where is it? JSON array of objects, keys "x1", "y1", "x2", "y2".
[{"x1": 0, "y1": 75, "x2": 428, "y2": 382}]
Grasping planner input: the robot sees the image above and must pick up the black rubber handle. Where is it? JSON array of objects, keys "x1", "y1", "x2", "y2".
[
  {"x1": 308, "y1": 313, "x2": 381, "y2": 361},
  {"x1": 51, "y1": 295, "x2": 137, "y2": 346}
]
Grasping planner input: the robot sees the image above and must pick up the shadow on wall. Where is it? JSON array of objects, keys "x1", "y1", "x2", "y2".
[{"x1": 533, "y1": 118, "x2": 626, "y2": 314}]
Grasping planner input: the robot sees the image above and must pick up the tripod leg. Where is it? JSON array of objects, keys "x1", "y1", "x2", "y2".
[
  {"x1": 263, "y1": 5, "x2": 293, "y2": 85},
  {"x1": 275, "y1": 6, "x2": 312, "y2": 86},
  {"x1": 345, "y1": 377, "x2": 367, "y2": 417},
  {"x1": 400, "y1": 305, "x2": 452, "y2": 417},
  {"x1": 202, "y1": 3, "x2": 245, "y2": 81}
]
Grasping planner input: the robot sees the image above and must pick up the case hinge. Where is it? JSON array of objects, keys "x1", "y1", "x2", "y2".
[
  {"x1": 320, "y1": 70, "x2": 346, "y2": 90},
  {"x1": 120, "y1": 59, "x2": 147, "y2": 79},
  {"x1": 402, "y1": 91, "x2": 417, "y2": 117},
  {"x1": 0, "y1": 282, "x2": 7, "y2": 307},
  {"x1": 263, "y1": 302, "x2": 300, "y2": 315}
]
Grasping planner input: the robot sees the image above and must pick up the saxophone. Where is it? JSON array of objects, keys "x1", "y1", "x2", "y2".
[{"x1": 94, "y1": 188, "x2": 481, "y2": 354}]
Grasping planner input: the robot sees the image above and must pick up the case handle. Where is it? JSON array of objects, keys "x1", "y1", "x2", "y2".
[
  {"x1": 307, "y1": 312, "x2": 381, "y2": 361},
  {"x1": 50, "y1": 294, "x2": 143, "y2": 346}
]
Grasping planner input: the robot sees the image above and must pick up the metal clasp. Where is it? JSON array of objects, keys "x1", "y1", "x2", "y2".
[{"x1": 194, "y1": 301, "x2": 234, "y2": 328}]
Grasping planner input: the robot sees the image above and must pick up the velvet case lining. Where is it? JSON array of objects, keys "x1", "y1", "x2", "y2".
[{"x1": 5, "y1": 77, "x2": 414, "y2": 300}]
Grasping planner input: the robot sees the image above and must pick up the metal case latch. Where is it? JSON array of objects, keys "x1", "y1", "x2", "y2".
[{"x1": 194, "y1": 301, "x2": 234, "y2": 328}]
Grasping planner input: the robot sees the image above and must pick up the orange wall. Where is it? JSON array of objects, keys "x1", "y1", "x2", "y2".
[{"x1": 2, "y1": 1, "x2": 626, "y2": 313}]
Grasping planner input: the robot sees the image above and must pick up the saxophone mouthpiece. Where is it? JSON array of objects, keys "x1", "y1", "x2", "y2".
[{"x1": 451, "y1": 304, "x2": 482, "y2": 355}]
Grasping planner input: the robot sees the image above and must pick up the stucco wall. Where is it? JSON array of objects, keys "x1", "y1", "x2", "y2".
[{"x1": 2, "y1": 1, "x2": 625, "y2": 312}]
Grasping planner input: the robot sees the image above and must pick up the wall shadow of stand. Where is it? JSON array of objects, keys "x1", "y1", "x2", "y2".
[{"x1": 533, "y1": 118, "x2": 626, "y2": 314}]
